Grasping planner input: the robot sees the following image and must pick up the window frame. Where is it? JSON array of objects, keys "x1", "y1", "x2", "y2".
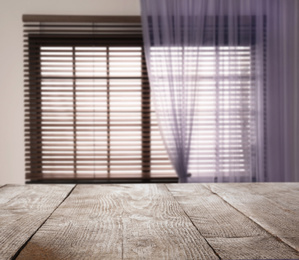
[{"x1": 25, "y1": 34, "x2": 178, "y2": 183}]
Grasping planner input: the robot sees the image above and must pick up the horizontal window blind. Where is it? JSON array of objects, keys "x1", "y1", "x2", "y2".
[
  {"x1": 24, "y1": 16, "x2": 176, "y2": 182},
  {"x1": 190, "y1": 46, "x2": 254, "y2": 181},
  {"x1": 150, "y1": 46, "x2": 255, "y2": 182}
]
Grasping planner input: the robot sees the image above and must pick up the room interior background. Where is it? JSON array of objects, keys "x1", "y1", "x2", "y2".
[
  {"x1": 0, "y1": 0, "x2": 140, "y2": 185},
  {"x1": 1, "y1": 0, "x2": 299, "y2": 184},
  {"x1": 141, "y1": 0, "x2": 299, "y2": 182}
]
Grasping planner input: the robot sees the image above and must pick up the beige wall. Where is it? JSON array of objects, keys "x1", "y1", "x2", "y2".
[{"x1": 0, "y1": 0, "x2": 140, "y2": 184}]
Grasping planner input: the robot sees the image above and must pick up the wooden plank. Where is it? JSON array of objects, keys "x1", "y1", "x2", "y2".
[
  {"x1": 17, "y1": 184, "x2": 124, "y2": 260},
  {"x1": 237, "y1": 182, "x2": 299, "y2": 212},
  {"x1": 121, "y1": 184, "x2": 218, "y2": 259},
  {"x1": 167, "y1": 184, "x2": 299, "y2": 259},
  {"x1": 0, "y1": 185, "x2": 30, "y2": 205},
  {"x1": 0, "y1": 184, "x2": 74, "y2": 260},
  {"x1": 17, "y1": 184, "x2": 219, "y2": 260},
  {"x1": 205, "y1": 183, "x2": 299, "y2": 253}
]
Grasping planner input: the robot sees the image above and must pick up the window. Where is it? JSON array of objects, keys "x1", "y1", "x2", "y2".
[
  {"x1": 24, "y1": 16, "x2": 177, "y2": 182},
  {"x1": 189, "y1": 46, "x2": 254, "y2": 181},
  {"x1": 150, "y1": 46, "x2": 257, "y2": 182}
]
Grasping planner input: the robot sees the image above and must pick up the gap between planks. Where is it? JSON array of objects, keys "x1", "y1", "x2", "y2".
[
  {"x1": 12, "y1": 183, "x2": 299, "y2": 259},
  {"x1": 204, "y1": 183, "x2": 299, "y2": 255},
  {"x1": 164, "y1": 184, "x2": 221, "y2": 259},
  {"x1": 166, "y1": 183, "x2": 299, "y2": 259},
  {"x1": 0, "y1": 184, "x2": 76, "y2": 259},
  {"x1": 12, "y1": 184, "x2": 77, "y2": 260},
  {"x1": 206, "y1": 185, "x2": 298, "y2": 249},
  {"x1": 16, "y1": 184, "x2": 219, "y2": 260}
]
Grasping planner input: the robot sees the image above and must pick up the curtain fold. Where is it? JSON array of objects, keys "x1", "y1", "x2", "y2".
[
  {"x1": 265, "y1": 0, "x2": 299, "y2": 182},
  {"x1": 140, "y1": 0, "x2": 299, "y2": 182}
]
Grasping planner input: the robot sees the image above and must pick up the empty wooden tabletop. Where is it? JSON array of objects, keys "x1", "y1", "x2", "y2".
[{"x1": 0, "y1": 183, "x2": 298, "y2": 259}]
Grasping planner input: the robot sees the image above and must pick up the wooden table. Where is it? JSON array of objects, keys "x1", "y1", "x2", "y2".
[{"x1": 0, "y1": 183, "x2": 299, "y2": 260}]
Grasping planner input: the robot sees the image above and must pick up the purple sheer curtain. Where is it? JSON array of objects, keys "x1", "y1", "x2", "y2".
[
  {"x1": 140, "y1": 0, "x2": 299, "y2": 182},
  {"x1": 265, "y1": 1, "x2": 299, "y2": 182}
]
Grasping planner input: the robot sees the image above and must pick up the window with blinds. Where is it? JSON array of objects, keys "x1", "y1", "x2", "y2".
[
  {"x1": 188, "y1": 46, "x2": 254, "y2": 182},
  {"x1": 150, "y1": 46, "x2": 255, "y2": 182},
  {"x1": 24, "y1": 15, "x2": 177, "y2": 182}
]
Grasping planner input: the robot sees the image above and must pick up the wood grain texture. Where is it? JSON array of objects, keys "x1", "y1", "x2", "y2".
[
  {"x1": 167, "y1": 184, "x2": 299, "y2": 259},
  {"x1": 17, "y1": 184, "x2": 124, "y2": 260},
  {"x1": 0, "y1": 184, "x2": 74, "y2": 260},
  {"x1": 0, "y1": 185, "x2": 28, "y2": 205},
  {"x1": 17, "y1": 184, "x2": 219, "y2": 260},
  {"x1": 121, "y1": 184, "x2": 218, "y2": 260},
  {"x1": 205, "y1": 183, "x2": 299, "y2": 253}
]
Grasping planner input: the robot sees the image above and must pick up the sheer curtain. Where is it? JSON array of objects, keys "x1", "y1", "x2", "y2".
[{"x1": 140, "y1": 0, "x2": 299, "y2": 182}]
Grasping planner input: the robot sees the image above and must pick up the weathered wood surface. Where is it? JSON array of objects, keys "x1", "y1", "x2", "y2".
[
  {"x1": 1, "y1": 183, "x2": 298, "y2": 259},
  {"x1": 205, "y1": 183, "x2": 299, "y2": 253},
  {"x1": 167, "y1": 184, "x2": 299, "y2": 259},
  {"x1": 121, "y1": 184, "x2": 218, "y2": 259},
  {"x1": 17, "y1": 184, "x2": 219, "y2": 260},
  {"x1": 0, "y1": 184, "x2": 74, "y2": 260},
  {"x1": 17, "y1": 184, "x2": 124, "y2": 260}
]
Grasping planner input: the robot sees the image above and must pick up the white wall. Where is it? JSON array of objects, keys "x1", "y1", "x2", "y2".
[{"x1": 0, "y1": 0, "x2": 140, "y2": 184}]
